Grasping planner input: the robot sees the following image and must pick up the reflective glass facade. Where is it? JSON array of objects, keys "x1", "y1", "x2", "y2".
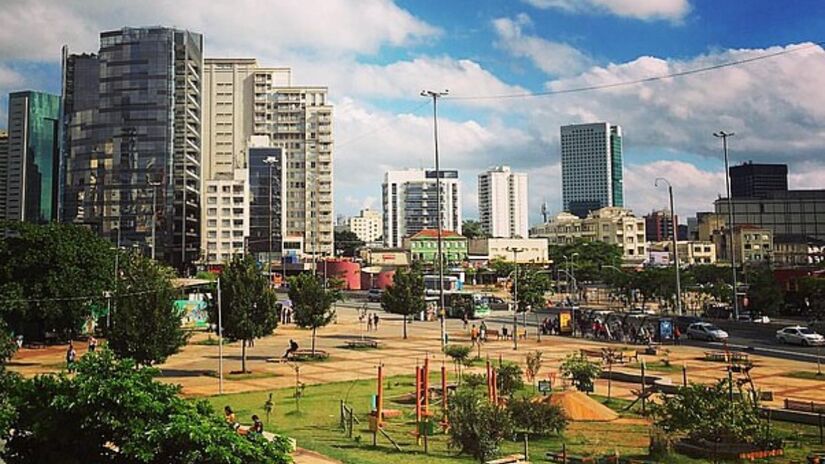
[
  {"x1": 62, "y1": 27, "x2": 202, "y2": 269},
  {"x1": 248, "y1": 146, "x2": 284, "y2": 256},
  {"x1": 1, "y1": 91, "x2": 60, "y2": 224}
]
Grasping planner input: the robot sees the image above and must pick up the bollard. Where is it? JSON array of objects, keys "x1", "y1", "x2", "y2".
[{"x1": 819, "y1": 412, "x2": 823, "y2": 445}]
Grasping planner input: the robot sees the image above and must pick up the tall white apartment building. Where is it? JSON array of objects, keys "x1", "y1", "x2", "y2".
[
  {"x1": 348, "y1": 208, "x2": 382, "y2": 243},
  {"x1": 203, "y1": 169, "x2": 250, "y2": 264},
  {"x1": 478, "y1": 166, "x2": 528, "y2": 238},
  {"x1": 201, "y1": 58, "x2": 333, "y2": 259},
  {"x1": 560, "y1": 122, "x2": 624, "y2": 218},
  {"x1": 382, "y1": 169, "x2": 462, "y2": 248}
]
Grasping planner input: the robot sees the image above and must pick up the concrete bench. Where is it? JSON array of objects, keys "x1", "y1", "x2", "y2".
[
  {"x1": 485, "y1": 453, "x2": 526, "y2": 464},
  {"x1": 345, "y1": 339, "x2": 380, "y2": 349}
]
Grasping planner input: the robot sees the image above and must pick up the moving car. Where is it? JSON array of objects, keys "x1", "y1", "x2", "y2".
[
  {"x1": 367, "y1": 288, "x2": 383, "y2": 302},
  {"x1": 686, "y1": 322, "x2": 729, "y2": 341},
  {"x1": 776, "y1": 326, "x2": 825, "y2": 346}
]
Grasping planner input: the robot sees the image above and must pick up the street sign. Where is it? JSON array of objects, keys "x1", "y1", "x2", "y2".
[{"x1": 538, "y1": 380, "x2": 552, "y2": 394}]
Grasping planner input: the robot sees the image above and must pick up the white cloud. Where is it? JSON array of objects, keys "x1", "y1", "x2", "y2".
[
  {"x1": 624, "y1": 161, "x2": 725, "y2": 220},
  {"x1": 0, "y1": 0, "x2": 438, "y2": 61},
  {"x1": 524, "y1": 0, "x2": 690, "y2": 22},
  {"x1": 492, "y1": 14, "x2": 592, "y2": 76}
]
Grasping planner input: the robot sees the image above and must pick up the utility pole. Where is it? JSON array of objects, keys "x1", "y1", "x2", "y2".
[
  {"x1": 217, "y1": 277, "x2": 224, "y2": 394},
  {"x1": 148, "y1": 180, "x2": 162, "y2": 260},
  {"x1": 656, "y1": 178, "x2": 682, "y2": 315},
  {"x1": 421, "y1": 89, "x2": 449, "y2": 350},
  {"x1": 714, "y1": 131, "x2": 740, "y2": 319},
  {"x1": 508, "y1": 247, "x2": 525, "y2": 350}
]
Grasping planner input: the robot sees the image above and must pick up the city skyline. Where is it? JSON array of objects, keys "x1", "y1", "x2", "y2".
[{"x1": 1, "y1": 1, "x2": 825, "y2": 226}]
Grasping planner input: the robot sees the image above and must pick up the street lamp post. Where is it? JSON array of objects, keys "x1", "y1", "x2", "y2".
[
  {"x1": 507, "y1": 247, "x2": 525, "y2": 350},
  {"x1": 217, "y1": 277, "x2": 224, "y2": 394},
  {"x1": 263, "y1": 156, "x2": 278, "y2": 285},
  {"x1": 713, "y1": 131, "x2": 740, "y2": 319},
  {"x1": 655, "y1": 178, "x2": 683, "y2": 315},
  {"x1": 421, "y1": 89, "x2": 449, "y2": 350}
]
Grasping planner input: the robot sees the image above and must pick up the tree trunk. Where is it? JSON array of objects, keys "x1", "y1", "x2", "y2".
[
  {"x1": 242, "y1": 339, "x2": 247, "y2": 373},
  {"x1": 311, "y1": 327, "x2": 316, "y2": 355},
  {"x1": 403, "y1": 315, "x2": 408, "y2": 339}
]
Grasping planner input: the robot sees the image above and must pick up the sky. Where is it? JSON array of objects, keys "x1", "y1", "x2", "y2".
[{"x1": 2, "y1": 0, "x2": 825, "y2": 226}]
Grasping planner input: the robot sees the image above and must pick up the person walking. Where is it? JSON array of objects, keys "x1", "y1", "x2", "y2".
[
  {"x1": 367, "y1": 313, "x2": 373, "y2": 332},
  {"x1": 88, "y1": 336, "x2": 98, "y2": 352},
  {"x1": 373, "y1": 313, "x2": 380, "y2": 331},
  {"x1": 66, "y1": 343, "x2": 77, "y2": 373}
]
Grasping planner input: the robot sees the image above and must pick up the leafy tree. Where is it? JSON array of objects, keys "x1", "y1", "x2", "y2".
[
  {"x1": 798, "y1": 276, "x2": 825, "y2": 319},
  {"x1": 288, "y1": 273, "x2": 341, "y2": 354},
  {"x1": 548, "y1": 239, "x2": 623, "y2": 282},
  {"x1": 2, "y1": 350, "x2": 291, "y2": 464},
  {"x1": 507, "y1": 397, "x2": 568, "y2": 436},
  {"x1": 495, "y1": 362, "x2": 524, "y2": 398},
  {"x1": 652, "y1": 378, "x2": 775, "y2": 447},
  {"x1": 512, "y1": 268, "x2": 549, "y2": 313},
  {"x1": 461, "y1": 219, "x2": 487, "y2": 239},
  {"x1": 560, "y1": 352, "x2": 602, "y2": 393},
  {"x1": 488, "y1": 258, "x2": 514, "y2": 278},
  {"x1": 744, "y1": 264, "x2": 783, "y2": 316},
  {"x1": 108, "y1": 253, "x2": 187, "y2": 366},
  {"x1": 447, "y1": 386, "x2": 514, "y2": 462},
  {"x1": 0, "y1": 221, "x2": 115, "y2": 340},
  {"x1": 444, "y1": 344, "x2": 472, "y2": 381},
  {"x1": 334, "y1": 229, "x2": 364, "y2": 257},
  {"x1": 525, "y1": 351, "x2": 543, "y2": 392},
  {"x1": 212, "y1": 255, "x2": 280, "y2": 373},
  {"x1": 381, "y1": 264, "x2": 425, "y2": 339}
]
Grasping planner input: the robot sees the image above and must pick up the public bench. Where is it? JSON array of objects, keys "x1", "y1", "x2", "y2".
[
  {"x1": 345, "y1": 339, "x2": 380, "y2": 349},
  {"x1": 485, "y1": 453, "x2": 526, "y2": 464},
  {"x1": 785, "y1": 399, "x2": 825, "y2": 414},
  {"x1": 580, "y1": 349, "x2": 604, "y2": 359},
  {"x1": 703, "y1": 351, "x2": 749, "y2": 363}
]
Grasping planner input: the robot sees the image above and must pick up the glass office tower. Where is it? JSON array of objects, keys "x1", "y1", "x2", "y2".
[
  {"x1": 0, "y1": 91, "x2": 60, "y2": 224},
  {"x1": 62, "y1": 27, "x2": 203, "y2": 270}
]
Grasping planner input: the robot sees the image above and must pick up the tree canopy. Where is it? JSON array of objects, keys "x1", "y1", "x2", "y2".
[
  {"x1": 288, "y1": 273, "x2": 341, "y2": 353},
  {"x1": 381, "y1": 264, "x2": 426, "y2": 338},
  {"x1": 461, "y1": 220, "x2": 487, "y2": 240},
  {"x1": 334, "y1": 229, "x2": 364, "y2": 257},
  {"x1": 512, "y1": 268, "x2": 550, "y2": 312},
  {"x1": 548, "y1": 239, "x2": 623, "y2": 282},
  {"x1": 211, "y1": 255, "x2": 280, "y2": 372}
]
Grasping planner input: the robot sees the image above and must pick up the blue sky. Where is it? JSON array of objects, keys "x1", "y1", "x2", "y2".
[{"x1": 2, "y1": 0, "x2": 825, "y2": 224}]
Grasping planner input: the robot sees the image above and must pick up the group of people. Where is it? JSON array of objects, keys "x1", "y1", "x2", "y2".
[
  {"x1": 469, "y1": 321, "x2": 488, "y2": 344},
  {"x1": 539, "y1": 317, "x2": 562, "y2": 335},
  {"x1": 279, "y1": 305, "x2": 294, "y2": 325},
  {"x1": 224, "y1": 406, "x2": 264, "y2": 436},
  {"x1": 65, "y1": 336, "x2": 98, "y2": 372},
  {"x1": 365, "y1": 313, "x2": 381, "y2": 332}
]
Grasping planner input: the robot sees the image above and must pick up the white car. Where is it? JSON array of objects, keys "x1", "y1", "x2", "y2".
[
  {"x1": 686, "y1": 322, "x2": 729, "y2": 342},
  {"x1": 776, "y1": 326, "x2": 825, "y2": 346}
]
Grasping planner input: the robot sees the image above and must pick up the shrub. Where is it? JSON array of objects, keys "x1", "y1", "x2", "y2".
[
  {"x1": 560, "y1": 352, "x2": 602, "y2": 393},
  {"x1": 507, "y1": 397, "x2": 568, "y2": 436},
  {"x1": 447, "y1": 387, "x2": 514, "y2": 462},
  {"x1": 496, "y1": 362, "x2": 524, "y2": 398}
]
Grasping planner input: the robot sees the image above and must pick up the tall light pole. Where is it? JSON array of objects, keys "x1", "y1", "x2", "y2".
[
  {"x1": 421, "y1": 89, "x2": 449, "y2": 350},
  {"x1": 263, "y1": 156, "x2": 278, "y2": 285},
  {"x1": 713, "y1": 131, "x2": 740, "y2": 319},
  {"x1": 507, "y1": 247, "x2": 525, "y2": 350},
  {"x1": 148, "y1": 180, "x2": 162, "y2": 260},
  {"x1": 655, "y1": 178, "x2": 683, "y2": 315},
  {"x1": 217, "y1": 277, "x2": 224, "y2": 394}
]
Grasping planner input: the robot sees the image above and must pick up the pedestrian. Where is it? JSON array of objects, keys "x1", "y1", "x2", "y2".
[
  {"x1": 470, "y1": 324, "x2": 478, "y2": 344},
  {"x1": 250, "y1": 414, "x2": 264, "y2": 434},
  {"x1": 501, "y1": 325, "x2": 509, "y2": 340},
  {"x1": 88, "y1": 336, "x2": 97, "y2": 352},
  {"x1": 462, "y1": 314, "x2": 469, "y2": 331},
  {"x1": 373, "y1": 313, "x2": 380, "y2": 331},
  {"x1": 367, "y1": 313, "x2": 373, "y2": 331},
  {"x1": 480, "y1": 321, "x2": 487, "y2": 342},
  {"x1": 674, "y1": 326, "x2": 682, "y2": 345},
  {"x1": 15, "y1": 334, "x2": 23, "y2": 349},
  {"x1": 224, "y1": 406, "x2": 239, "y2": 430},
  {"x1": 66, "y1": 343, "x2": 77, "y2": 372}
]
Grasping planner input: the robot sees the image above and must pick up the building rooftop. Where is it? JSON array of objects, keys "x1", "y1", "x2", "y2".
[{"x1": 410, "y1": 229, "x2": 463, "y2": 239}]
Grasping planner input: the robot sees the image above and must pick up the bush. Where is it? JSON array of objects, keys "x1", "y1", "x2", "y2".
[
  {"x1": 495, "y1": 362, "x2": 524, "y2": 398},
  {"x1": 507, "y1": 397, "x2": 568, "y2": 436},
  {"x1": 447, "y1": 387, "x2": 514, "y2": 462},
  {"x1": 560, "y1": 352, "x2": 602, "y2": 393}
]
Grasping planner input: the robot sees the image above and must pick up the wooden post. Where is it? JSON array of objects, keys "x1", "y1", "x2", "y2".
[
  {"x1": 607, "y1": 359, "x2": 613, "y2": 401},
  {"x1": 819, "y1": 412, "x2": 823, "y2": 445},
  {"x1": 441, "y1": 362, "x2": 448, "y2": 415},
  {"x1": 562, "y1": 443, "x2": 567, "y2": 463},
  {"x1": 682, "y1": 362, "x2": 688, "y2": 387},
  {"x1": 492, "y1": 369, "x2": 498, "y2": 404},
  {"x1": 486, "y1": 360, "x2": 493, "y2": 402},
  {"x1": 523, "y1": 433, "x2": 529, "y2": 461},
  {"x1": 376, "y1": 364, "x2": 384, "y2": 423},
  {"x1": 423, "y1": 356, "x2": 430, "y2": 417},
  {"x1": 415, "y1": 365, "x2": 422, "y2": 446},
  {"x1": 340, "y1": 400, "x2": 345, "y2": 429},
  {"x1": 348, "y1": 407, "x2": 354, "y2": 438},
  {"x1": 640, "y1": 358, "x2": 646, "y2": 415}
]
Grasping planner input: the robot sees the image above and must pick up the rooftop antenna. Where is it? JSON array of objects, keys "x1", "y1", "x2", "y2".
[{"x1": 541, "y1": 200, "x2": 548, "y2": 223}]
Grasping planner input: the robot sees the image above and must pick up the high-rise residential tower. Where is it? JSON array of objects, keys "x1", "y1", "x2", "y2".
[
  {"x1": 1, "y1": 91, "x2": 60, "y2": 224},
  {"x1": 560, "y1": 122, "x2": 624, "y2": 218},
  {"x1": 478, "y1": 165, "x2": 528, "y2": 238},
  {"x1": 382, "y1": 169, "x2": 462, "y2": 248},
  {"x1": 62, "y1": 27, "x2": 203, "y2": 269}
]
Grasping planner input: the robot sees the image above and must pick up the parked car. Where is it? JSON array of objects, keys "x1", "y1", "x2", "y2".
[
  {"x1": 686, "y1": 322, "x2": 729, "y2": 341},
  {"x1": 367, "y1": 288, "x2": 383, "y2": 302},
  {"x1": 775, "y1": 326, "x2": 825, "y2": 346},
  {"x1": 675, "y1": 315, "x2": 703, "y2": 333},
  {"x1": 737, "y1": 312, "x2": 770, "y2": 324}
]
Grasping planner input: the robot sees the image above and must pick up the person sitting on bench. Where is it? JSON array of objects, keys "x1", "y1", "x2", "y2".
[{"x1": 282, "y1": 339, "x2": 299, "y2": 359}]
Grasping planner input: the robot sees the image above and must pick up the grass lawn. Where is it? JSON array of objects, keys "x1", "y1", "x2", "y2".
[
  {"x1": 627, "y1": 361, "x2": 683, "y2": 374},
  {"x1": 781, "y1": 370, "x2": 825, "y2": 381},
  {"x1": 205, "y1": 374, "x2": 825, "y2": 464}
]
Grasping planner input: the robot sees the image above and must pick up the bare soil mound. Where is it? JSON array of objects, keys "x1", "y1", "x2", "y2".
[{"x1": 541, "y1": 391, "x2": 619, "y2": 422}]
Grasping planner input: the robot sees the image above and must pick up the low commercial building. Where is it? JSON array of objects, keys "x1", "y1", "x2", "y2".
[
  {"x1": 648, "y1": 240, "x2": 716, "y2": 266},
  {"x1": 408, "y1": 229, "x2": 467, "y2": 264},
  {"x1": 731, "y1": 225, "x2": 773, "y2": 265},
  {"x1": 359, "y1": 247, "x2": 410, "y2": 267},
  {"x1": 773, "y1": 234, "x2": 825, "y2": 266},
  {"x1": 468, "y1": 237, "x2": 549, "y2": 263}
]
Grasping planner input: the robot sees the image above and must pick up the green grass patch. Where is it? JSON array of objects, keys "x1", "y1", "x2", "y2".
[
  {"x1": 780, "y1": 370, "x2": 825, "y2": 381},
  {"x1": 628, "y1": 361, "x2": 683, "y2": 374},
  {"x1": 192, "y1": 337, "x2": 221, "y2": 346}
]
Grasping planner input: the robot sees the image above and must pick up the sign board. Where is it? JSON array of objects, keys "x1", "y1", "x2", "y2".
[
  {"x1": 559, "y1": 312, "x2": 572, "y2": 334},
  {"x1": 538, "y1": 380, "x2": 552, "y2": 394},
  {"x1": 417, "y1": 420, "x2": 435, "y2": 435},
  {"x1": 659, "y1": 319, "x2": 674, "y2": 341}
]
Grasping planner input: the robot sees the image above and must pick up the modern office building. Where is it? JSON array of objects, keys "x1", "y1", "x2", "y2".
[
  {"x1": 246, "y1": 138, "x2": 285, "y2": 262},
  {"x1": 714, "y1": 190, "x2": 825, "y2": 241},
  {"x1": 61, "y1": 27, "x2": 203, "y2": 269},
  {"x1": 203, "y1": 168, "x2": 249, "y2": 264},
  {"x1": 478, "y1": 165, "x2": 528, "y2": 238},
  {"x1": 1, "y1": 91, "x2": 60, "y2": 224},
  {"x1": 644, "y1": 209, "x2": 677, "y2": 242},
  {"x1": 730, "y1": 162, "x2": 788, "y2": 199},
  {"x1": 0, "y1": 130, "x2": 7, "y2": 219},
  {"x1": 382, "y1": 169, "x2": 462, "y2": 248},
  {"x1": 531, "y1": 207, "x2": 646, "y2": 262},
  {"x1": 347, "y1": 208, "x2": 382, "y2": 243},
  {"x1": 560, "y1": 122, "x2": 624, "y2": 218}
]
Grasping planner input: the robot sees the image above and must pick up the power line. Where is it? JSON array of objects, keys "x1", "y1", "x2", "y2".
[{"x1": 446, "y1": 42, "x2": 823, "y2": 101}]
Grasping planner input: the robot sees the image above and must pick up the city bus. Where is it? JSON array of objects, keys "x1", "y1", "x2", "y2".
[{"x1": 440, "y1": 292, "x2": 492, "y2": 319}]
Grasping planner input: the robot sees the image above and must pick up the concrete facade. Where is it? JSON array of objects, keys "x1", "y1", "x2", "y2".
[
  {"x1": 382, "y1": 169, "x2": 461, "y2": 248},
  {"x1": 478, "y1": 165, "x2": 528, "y2": 238}
]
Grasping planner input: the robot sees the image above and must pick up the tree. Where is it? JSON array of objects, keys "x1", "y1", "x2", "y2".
[
  {"x1": 512, "y1": 268, "x2": 549, "y2": 313},
  {"x1": 0, "y1": 221, "x2": 116, "y2": 340},
  {"x1": 212, "y1": 255, "x2": 280, "y2": 373},
  {"x1": 447, "y1": 386, "x2": 514, "y2": 462},
  {"x1": 334, "y1": 230, "x2": 364, "y2": 257},
  {"x1": 444, "y1": 344, "x2": 472, "y2": 381},
  {"x1": 798, "y1": 276, "x2": 825, "y2": 319},
  {"x1": 560, "y1": 352, "x2": 602, "y2": 393},
  {"x1": 744, "y1": 264, "x2": 783, "y2": 316},
  {"x1": 381, "y1": 265, "x2": 425, "y2": 339},
  {"x1": 548, "y1": 239, "x2": 623, "y2": 283},
  {"x1": 288, "y1": 273, "x2": 341, "y2": 354},
  {"x1": 2, "y1": 350, "x2": 291, "y2": 464},
  {"x1": 525, "y1": 351, "x2": 543, "y2": 392},
  {"x1": 495, "y1": 362, "x2": 524, "y2": 398},
  {"x1": 108, "y1": 253, "x2": 188, "y2": 366},
  {"x1": 461, "y1": 219, "x2": 487, "y2": 239},
  {"x1": 507, "y1": 397, "x2": 568, "y2": 436}
]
